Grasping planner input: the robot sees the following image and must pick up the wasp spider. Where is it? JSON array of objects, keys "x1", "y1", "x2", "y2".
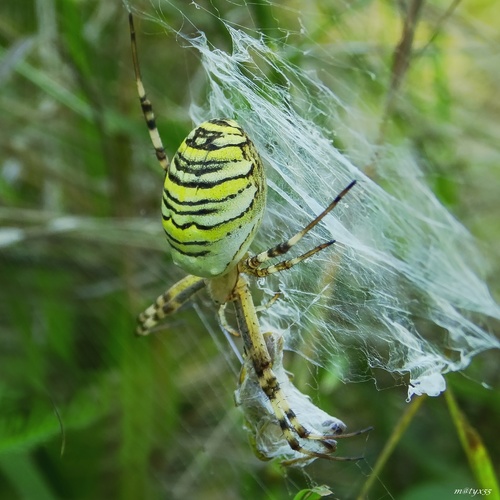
[{"x1": 129, "y1": 13, "x2": 364, "y2": 463}]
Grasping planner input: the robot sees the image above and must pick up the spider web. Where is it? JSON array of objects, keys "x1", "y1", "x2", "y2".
[{"x1": 131, "y1": 0, "x2": 500, "y2": 401}]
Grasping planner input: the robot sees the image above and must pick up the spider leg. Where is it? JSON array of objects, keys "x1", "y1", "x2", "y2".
[
  {"x1": 129, "y1": 13, "x2": 169, "y2": 172},
  {"x1": 137, "y1": 275, "x2": 205, "y2": 336},
  {"x1": 246, "y1": 240, "x2": 336, "y2": 278},
  {"x1": 281, "y1": 451, "x2": 363, "y2": 467},
  {"x1": 217, "y1": 303, "x2": 240, "y2": 337},
  {"x1": 279, "y1": 425, "x2": 370, "y2": 464},
  {"x1": 300, "y1": 424, "x2": 374, "y2": 441},
  {"x1": 232, "y1": 274, "x2": 346, "y2": 460},
  {"x1": 242, "y1": 180, "x2": 356, "y2": 274},
  {"x1": 255, "y1": 292, "x2": 281, "y2": 312},
  {"x1": 332, "y1": 426, "x2": 374, "y2": 439}
]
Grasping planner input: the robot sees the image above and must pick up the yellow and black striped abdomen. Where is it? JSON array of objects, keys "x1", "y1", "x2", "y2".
[{"x1": 162, "y1": 119, "x2": 267, "y2": 278}]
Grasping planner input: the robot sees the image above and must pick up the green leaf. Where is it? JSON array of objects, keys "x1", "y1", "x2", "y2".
[
  {"x1": 293, "y1": 485, "x2": 333, "y2": 500},
  {"x1": 445, "y1": 389, "x2": 499, "y2": 499},
  {"x1": 0, "y1": 452, "x2": 56, "y2": 500}
]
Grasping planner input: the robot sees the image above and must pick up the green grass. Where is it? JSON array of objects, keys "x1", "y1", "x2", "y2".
[{"x1": 0, "y1": 0, "x2": 498, "y2": 498}]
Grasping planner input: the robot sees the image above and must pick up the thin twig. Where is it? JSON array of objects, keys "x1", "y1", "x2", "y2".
[{"x1": 357, "y1": 395, "x2": 427, "y2": 499}]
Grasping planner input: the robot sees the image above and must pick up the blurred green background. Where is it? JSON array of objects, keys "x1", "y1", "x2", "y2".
[{"x1": 0, "y1": 1, "x2": 499, "y2": 499}]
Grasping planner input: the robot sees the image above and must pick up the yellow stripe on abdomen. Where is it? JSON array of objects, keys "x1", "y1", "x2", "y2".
[{"x1": 161, "y1": 119, "x2": 266, "y2": 278}]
